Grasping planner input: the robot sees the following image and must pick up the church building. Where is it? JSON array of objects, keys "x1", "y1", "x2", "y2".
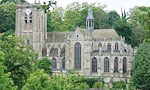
[{"x1": 15, "y1": 3, "x2": 136, "y2": 83}]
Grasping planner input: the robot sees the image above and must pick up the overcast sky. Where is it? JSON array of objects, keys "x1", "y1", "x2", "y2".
[{"x1": 27, "y1": 0, "x2": 150, "y2": 14}]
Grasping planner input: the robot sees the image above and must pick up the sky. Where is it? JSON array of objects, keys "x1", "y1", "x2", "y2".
[{"x1": 27, "y1": 0, "x2": 150, "y2": 15}]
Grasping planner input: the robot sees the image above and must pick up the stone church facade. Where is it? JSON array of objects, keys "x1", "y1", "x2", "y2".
[{"x1": 15, "y1": 3, "x2": 136, "y2": 83}]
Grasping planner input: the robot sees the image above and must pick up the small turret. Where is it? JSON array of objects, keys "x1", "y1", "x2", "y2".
[{"x1": 86, "y1": 8, "x2": 94, "y2": 32}]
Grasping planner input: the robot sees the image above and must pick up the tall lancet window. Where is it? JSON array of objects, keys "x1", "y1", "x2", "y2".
[
  {"x1": 92, "y1": 57, "x2": 97, "y2": 73},
  {"x1": 74, "y1": 43, "x2": 81, "y2": 70},
  {"x1": 29, "y1": 12, "x2": 32, "y2": 23},
  {"x1": 98, "y1": 42, "x2": 102, "y2": 50},
  {"x1": 114, "y1": 57, "x2": 118, "y2": 72},
  {"x1": 115, "y1": 42, "x2": 119, "y2": 51},
  {"x1": 52, "y1": 58, "x2": 57, "y2": 69},
  {"x1": 25, "y1": 14, "x2": 27, "y2": 23},
  {"x1": 86, "y1": 8, "x2": 94, "y2": 32},
  {"x1": 62, "y1": 58, "x2": 65, "y2": 69},
  {"x1": 107, "y1": 43, "x2": 111, "y2": 52},
  {"x1": 104, "y1": 57, "x2": 109, "y2": 72},
  {"x1": 123, "y1": 57, "x2": 127, "y2": 73}
]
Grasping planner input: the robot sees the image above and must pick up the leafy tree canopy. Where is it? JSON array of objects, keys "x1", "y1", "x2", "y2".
[
  {"x1": 0, "y1": 51, "x2": 18, "y2": 90},
  {"x1": 0, "y1": 34, "x2": 38, "y2": 89},
  {"x1": 0, "y1": 0, "x2": 27, "y2": 4},
  {"x1": 111, "y1": 80, "x2": 126, "y2": 90},
  {"x1": 114, "y1": 10, "x2": 135, "y2": 47},
  {"x1": 23, "y1": 69, "x2": 89, "y2": 90},
  {"x1": 132, "y1": 41, "x2": 150, "y2": 89},
  {"x1": 49, "y1": 73, "x2": 89, "y2": 90},
  {"x1": 22, "y1": 69, "x2": 51, "y2": 90},
  {"x1": 0, "y1": 2, "x2": 16, "y2": 33},
  {"x1": 48, "y1": 2, "x2": 114, "y2": 32},
  {"x1": 36, "y1": 57, "x2": 52, "y2": 75}
]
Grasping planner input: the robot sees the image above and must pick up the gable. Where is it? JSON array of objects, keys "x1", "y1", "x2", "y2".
[{"x1": 70, "y1": 28, "x2": 85, "y2": 40}]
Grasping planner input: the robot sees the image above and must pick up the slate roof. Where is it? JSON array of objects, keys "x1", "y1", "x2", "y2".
[
  {"x1": 76, "y1": 28, "x2": 120, "y2": 40},
  {"x1": 77, "y1": 27, "x2": 90, "y2": 35},
  {"x1": 47, "y1": 32, "x2": 73, "y2": 43},
  {"x1": 47, "y1": 28, "x2": 120, "y2": 43},
  {"x1": 92, "y1": 29, "x2": 120, "y2": 40}
]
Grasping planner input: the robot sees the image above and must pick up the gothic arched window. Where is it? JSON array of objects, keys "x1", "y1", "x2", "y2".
[
  {"x1": 74, "y1": 43, "x2": 81, "y2": 70},
  {"x1": 52, "y1": 58, "x2": 57, "y2": 69},
  {"x1": 104, "y1": 57, "x2": 109, "y2": 72},
  {"x1": 62, "y1": 58, "x2": 65, "y2": 69},
  {"x1": 107, "y1": 43, "x2": 111, "y2": 52},
  {"x1": 27, "y1": 40, "x2": 30, "y2": 45},
  {"x1": 29, "y1": 12, "x2": 32, "y2": 23},
  {"x1": 123, "y1": 57, "x2": 127, "y2": 73},
  {"x1": 92, "y1": 57, "x2": 97, "y2": 73},
  {"x1": 49, "y1": 48, "x2": 58, "y2": 57},
  {"x1": 25, "y1": 14, "x2": 27, "y2": 23},
  {"x1": 115, "y1": 42, "x2": 119, "y2": 51},
  {"x1": 98, "y1": 42, "x2": 102, "y2": 49},
  {"x1": 114, "y1": 57, "x2": 118, "y2": 72}
]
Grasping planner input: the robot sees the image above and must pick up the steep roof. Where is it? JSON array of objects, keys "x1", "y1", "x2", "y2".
[
  {"x1": 47, "y1": 28, "x2": 120, "y2": 43},
  {"x1": 76, "y1": 28, "x2": 120, "y2": 40},
  {"x1": 47, "y1": 32, "x2": 73, "y2": 43},
  {"x1": 77, "y1": 27, "x2": 89, "y2": 35},
  {"x1": 92, "y1": 29, "x2": 120, "y2": 40}
]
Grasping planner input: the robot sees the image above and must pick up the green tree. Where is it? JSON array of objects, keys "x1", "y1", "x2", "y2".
[
  {"x1": 62, "y1": 2, "x2": 82, "y2": 31},
  {"x1": 41, "y1": 0, "x2": 57, "y2": 32},
  {"x1": 36, "y1": 57, "x2": 52, "y2": 75},
  {"x1": 49, "y1": 74, "x2": 89, "y2": 90},
  {"x1": 0, "y1": 0, "x2": 27, "y2": 4},
  {"x1": 50, "y1": 7, "x2": 64, "y2": 32},
  {"x1": 129, "y1": 7, "x2": 148, "y2": 46},
  {"x1": 128, "y1": 78, "x2": 136, "y2": 90},
  {"x1": 0, "y1": 2, "x2": 16, "y2": 33},
  {"x1": 23, "y1": 69, "x2": 89, "y2": 90},
  {"x1": 114, "y1": 10, "x2": 135, "y2": 47},
  {"x1": 50, "y1": 2, "x2": 112, "y2": 32},
  {"x1": 0, "y1": 51, "x2": 18, "y2": 90},
  {"x1": 111, "y1": 80, "x2": 127, "y2": 90},
  {"x1": 93, "y1": 5, "x2": 111, "y2": 29},
  {"x1": 107, "y1": 11, "x2": 120, "y2": 28},
  {"x1": 139, "y1": 11, "x2": 150, "y2": 39},
  {"x1": 0, "y1": 35, "x2": 38, "y2": 89},
  {"x1": 132, "y1": 41, "x2": 150, "y2": 89},
  {"x1": 22, "y1": 69, "x2": 51, "y2": 90}
]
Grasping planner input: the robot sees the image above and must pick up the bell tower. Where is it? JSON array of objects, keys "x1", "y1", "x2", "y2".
[
  {"x1": 15, "y1": 3, "x2": 47, "y2": 58},
  {"x1": 86, "y1": 8, "x2": 94, "y2": 32}
]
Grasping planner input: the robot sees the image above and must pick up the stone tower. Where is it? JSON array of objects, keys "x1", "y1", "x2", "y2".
[
  {"x1": 86, "y1": 8, "x2": 94, "y2": 32},
  {"x1": 15, "y1": 3, "x2": 47, "y2": 58}
]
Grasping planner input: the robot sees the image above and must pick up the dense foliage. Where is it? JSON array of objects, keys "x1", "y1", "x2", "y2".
[
  {"x1": 132, "y1": 41, "x2": 150, "y2": 89},
  {"x1": 22, "y1": 69, "x2": 51, "y2": 90},
  {"x1": 114, "y1": 10, "x2": 135, "y2": 47},
  {"x1": 0, "y1": 2, "x2": 16, "y2": 33},
  {"x1": 131, "y1": 6, "x2": 150, "y2": 89},
  {"x1": 36, "y1": 57, "x2": 52, "y2": 75},
  {"x1": 0, "y1": 34, "x2": 38, "y2": 89},
  {"x1": 0, "y1": 51, "x2": 18, "y2": 90},
  {"x1": 48, "y1": 2, "x2": 113, "y2": 32},
  {"x1": 22, "y1": 69, "x2": 89, "y2": 90},
  {"x1": 0, "y1": 0, "x2": 27, "y2": 4},
  {"x1": 111, "y1": 80, "x2": 126, "y2": 90}
]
